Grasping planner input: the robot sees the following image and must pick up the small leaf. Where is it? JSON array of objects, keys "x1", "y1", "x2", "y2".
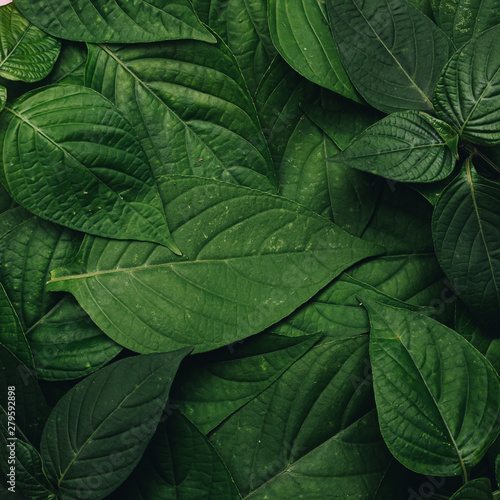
[
  {"x1": 432, "y1": 160, "x2": 500, "y2": 331},
  {"x1": 113, "y1": 412, "x2": 241, "y2": 500},
  {"x1": 433, "y1": 25, "x2": 500, "y2": 145},
  {"x1": 268, "y1": 0, "x2": 360, "y2": 102},
  {"x1": 0, "y1": 85, "x2": 179, "y2": 252},
  {"x1": 330, "y1": 110, "x2": 456, "y2": 183},
  {"x1": 450, "y1": 478, "x2": 493, "y2": 500},
  {"x1": 0, "y1": 86, "x2": 5, "y2": 111},
  {"x1": 40, "y1": 349, "x2": 191, "y2": 500},
  {"x1": 45, "y1": 42, "x2": 87, "y2": 85},
  {"x1": 14, "y1": 0, "x2": 215, "y2": 44},
  {"x1": 0, "y1": 4, "x2": 60, "y2": 82},
  {"x1": 362, "y1": 291, "x2": 500, "y2": 476},
  {"x1": 420, "y1": 112, "x2": 460, "y2": 158},
  {"x1": 326, "y1": 0, "x2": 452, "y2": 113}
]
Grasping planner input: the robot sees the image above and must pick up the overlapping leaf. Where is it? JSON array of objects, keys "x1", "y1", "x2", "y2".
[
  {"x1": 40, "y1": 349, "x2": 190, "y2": 500},
  {"x1": 0, "y1": 86, "x2": 5, "y2": 111},
  {"x1": 450, "y1": 478, "x2": 493, "y2": 500},
  {"x1": 326, "y1": 0, "x2": 452, "y2": 113},
  {"x1": 433, "y1": 25, "x2": 500, "y2": 145},
  {"x1": 14, "y1": 0, "x2": 215, "y2": 44},
  {"x1": 0, "y1": 4, "x2": 60, "y2": 82},
  {"x1": 47, "y1": 176, "x2": 382, "y2": 354},
  {"x1": 45, "y1": 42, "x2": 87, "y2": 85},
  {"x1": 0, "y1": 85, "x2": 179, "y2": 252}
]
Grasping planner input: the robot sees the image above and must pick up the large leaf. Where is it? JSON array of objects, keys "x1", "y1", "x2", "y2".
[
  {"x1": 0, "y1": 4, "x2": 60, "y2": 82},
  {"x1": 449, "y1": 478, "x2": 493, "y2": 500},
  {"x1": 85, "y1": 39, "x2": 275, "y2": 192},
  {"x1": 171, "y1": 333, "x2": 319, "y2": 434},
  {"x1": 326, "y1": 0, "x2": 452, "y2": 113},
  {"x1": 113, "y1": 412, "x2": 241, "y2": 500},
  {"x1": 210, "y1": 337, "x2": 392, "y2": 498},
  {"x1": 432, "y1": 0, "x2": 500, "y2": 48},
  {"x1": 47, "y1": 176, "x2": 383, "y2": 354},
  {"x1": 40, "y1": 349, "x2": 191, "y2": 500},
  {"x1": 329, "y1": 111, "x2": 457, "y2": 183},
  {"x1": 268, "y1": 0, "x2": 360, "y2": 102},
  {"x1": 432, "y1": 160, "x2": 500, "y2": 331},
  {"x1": 14, "y1": 0, "x2": 215, "y2": 44},
  {"x1": 0, "y1": 85, "x2": 179, "y2": 252},
  {"x1": 433, "y1": 25, "x2": 500, "y2": 145},
  {"x1": 362, "y1": 292, "x2": 500, "y2": 476}
]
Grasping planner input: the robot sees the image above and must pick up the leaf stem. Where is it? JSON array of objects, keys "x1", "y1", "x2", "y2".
[{"x1": 461, "y1": 141, "x2": 500, "y2": 175}]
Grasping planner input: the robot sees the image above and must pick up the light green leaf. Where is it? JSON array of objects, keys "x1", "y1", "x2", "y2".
[
  {"x1": 0, "y1": 4, "x2": 60, "y2": 83},
  {"x1": 432, "y1": 160, "x2": 500, "y2": 331},
  {"x1": 0, "y1": 85, "x2": 179, "y2": 252},
  {"x1": 40, "y1": 349, "x2": 191, "y2": 500},
  {"x1": 47, "y1": 176, "x2": 383, "y2": 354},
  {"x1": 432, "y1": 0, "x2": 500, "y2": 48},
  {"x1": 0, "y1": 86, "x2": 5, "y2": 111},
  {"x1": 201, "y1": 0, "x2": 277, "y2": 95},
  {"x1": 268, "y1": 0, "x2": 360, "y2": 102},
  {"x1": 85, "y1": 40, "x2": 275, "y2": 192},
  {"x1": 45, "y1": 42, "x2": 87, "y2": 85},
  {"x1": 210, "y1": 337, "x2": 391, "y2": 498},
  {"x1": 14, "y1": 0, "x2": 215, "y2": 44},
  {"x1": 450, "y1": 478, "x2": 493, "y2": 500},
  {"x1": 326, "y1": 0, "x2": 452, "y2": 113},
  {"x1": 113, "y1": 412, "x2": 241, "y2": 500},
  {"x1": 27, "y1": 296, "x2": 122, "y2": 381},
  {"x1": 433, "y1": 25, "x2": 500, "y2": 145},
  {"x1": 330, "y1": 111, "x2": 457, "y2": 183},
  {"x1": 171, "y1": 333, "x2": 320, "y2": 434},
  {"x1": 362, "y1": 292, "x2": 500, "y2": 476}
]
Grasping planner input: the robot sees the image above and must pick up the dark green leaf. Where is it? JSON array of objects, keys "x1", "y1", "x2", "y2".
[
  {"x1": 327, "y1": 0, "x2": 452, "y2": 113},
  {"x1": 210, "y1": 337, "x2": 391, "y2": 498},
  {"x1": 85, "y1": 40, "x2": 275, "y2": 192},
  {"x1": 171, "y1": 333, "x2": 320, "y2": 434},
  {"x1": 450, "y1": 478, "x2": 493, "y2": 500},
  {"x1": 0, "y1": 4, "x2": 60, "y2": 83},
  {"x1": 432, "y1": 161, "x2": 500, "y2": 331},
  {"x1": 0, "y1": 86, "x2": 5, "y2": 111},
  {"x1": 433, "y1": 25, "x2": 500, "y2": 145},
  {"x1": 330, "y1": 111, "x2": 457, "y2": 183},
  {"x1": 45, "y1": 42, "x2": 87, "y2": 85},
  {"x1": 0, "y1": 85, "x2": 179, "y2": 252},
  {"x1": 363, "y1": 292, "x2": 500, "y2": 476},
  {"x1": 40, "y1": 349, "x2": 191, "y2": 500},
  {"x1": 14, "y1": 0, "x2": 215, "y2": 44},
  {"x1": 47, "y1": 176, "x2": 382, "y2": 354},
  {"x1": 268, "y1": 0, "x2": 360, "y2": 102},
  {"x1": 114, "y1": 412, "x2": 241, "y2": 500}
]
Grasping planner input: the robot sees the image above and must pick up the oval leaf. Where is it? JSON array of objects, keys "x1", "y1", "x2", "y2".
[
  {"x1": 330, "y1": 111, "x2": 457, "y2": 183},
  {"x1": 0, "y1": 4, "x2": 60, "y2": 82},
  {"x1": 450, "y1": 478, "x2": 493, "y2": 500},
  {"x1": 14, "y1": 0, "x2": 215, "y2": 44},
  {"x1": 268, "y1": 0, "x2": 360, "y2": 102},
  {"x1": 0, "y1": 85, "x2": 179, "y2": 253},
  {"x1": 326, "y1": 0, "x2": 452, "y2": 113},
  {"x1": 362, "y1": 292, "x2": 500, "y2": 476},
  {"x1": 47, "y1": 176, "x2": 383, "y2": 354},
  {"x1": 432, "y1": 161, "x2": 500, "y2": 331},
  {"x1": 433, "y1": 25, "x2": 500, "y2": 145},
  {"x1": 40, "y1": 349, "x2": 191, "y2": 500}
]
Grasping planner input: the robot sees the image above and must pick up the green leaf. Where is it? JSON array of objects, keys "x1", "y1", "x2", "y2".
[
  {"x1": 200, "y1": 0, "x2": 276, "y2": 95},
  {"x1": 0, "y1": 85, "x2": 179, "y2": 253},
  {"x1": 114, "y1": 412, "x2": 241, "y2": 500},
  {"x1": 432, "y1": 0, "x2": 500, "y2": 48},
  {"x1": 420, "y1": 112, "x2": 460, "y2": 158},
  {"x1": 326, "y1": 0, "x2": 452, "y2": 113},
  {"x1": 0, "y1": 86, "x2": 5, "y2": 111},
  {"x1": 450, "y1": 478, "x2": 493, "y2": 500},
  {"x1": 0, "y1": 282, "x2": 32, "y2": 368},
  {"x1": 433, "y1": 25, "x2": 500, "y2": 145},
  {"x1": 45, "y1": 42, "x2": 87, "y2": 85},
  {"x1": 432, "y1": 160, "x2": 500, "y2": 331},
  {"x1": 268, "y1": 0, "x2": 360, "y2": 102},
  {"x1": 14, "y1": 0, "x2": 215, "y2": 44},
  {"x1": 362, "y1": 291, "x2": 500, "y2": 476},
  {"x1": 27, "y1": 296, "x2": 123, "y2": 381},
  {"x1": 210, "y1": 337, "x2": 392, "y2": 498},
  {"x1": 40, "y1": 349, "x2": 191, "y2": 500},
  {"x1": 0, "y1": 4, "x2": 61, "y2": 83},
  {"x1": 47, "y1": 176, "x2": 383, "y2": 354},
  {"x1": 171, "y1": 333, "x2": 320, "y2": 434},
  {"x1": 85, "y1": 40, "x2": 275, "y2": 192},
  {"x1": 330, "y1": 111, "x2": 457, "y2": 183}
]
